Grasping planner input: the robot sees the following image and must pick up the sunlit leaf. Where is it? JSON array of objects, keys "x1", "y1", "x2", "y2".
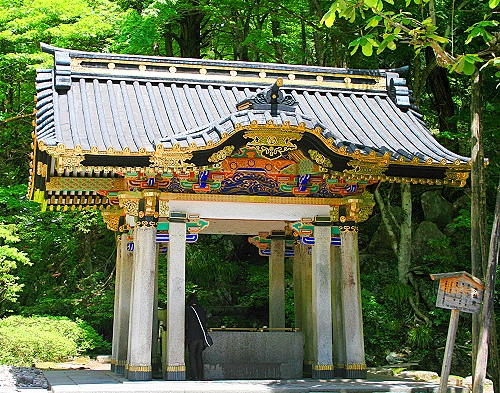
[
  {"x1": 362, "y1": 42, "x2": 373, "y2": 56},
  {"x1": 321, "y1": 7, "x2": 337, "y2": 27},
  {"x1": 490, "y1": 0, "x2": 500, "y2": 8}
]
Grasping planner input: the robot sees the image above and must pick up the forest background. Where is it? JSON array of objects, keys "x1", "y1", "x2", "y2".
[{"x1": 0, "y1": 0, "x2": 499, "y2": 386}]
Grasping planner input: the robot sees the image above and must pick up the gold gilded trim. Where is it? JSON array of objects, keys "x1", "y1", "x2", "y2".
[
  {"x1": 313, "y1": 364, "x2": 334, "y2": 371},
  {"x1": 126, "y1": 365, "x2": 152, "y2": 372},
  {"x1": 159, "y1": 192, "x2": 343, "y2": 206},
  {"x1": 102, "y1": 211, "x2": 122, "y2": 231},
  {"x1": 244, "y1": 129, "x2": 303, "y2": 159},
  {"x1": 165, "y1": 365, "x2": 186, "y2": 372},
  {"x1": 208, "y1": 145, "x2": 235, "y2": 163},
  {"x1": 45, "y1": 177, "x2": 126, "y2": 192},
  {"x1": 339, "y1": 225, "x2": 358, "y2": 232},
  {"x1": 118, "y1": 192, "x2": 141, "y2": 216},
  {"x1": 308, "y1": 149, "x2": 333, "y2": 168},
  {"x1": 346, "y1": 363, "x2": 367, "y2": 370},
  {"x1": 150, "y1": 144, "x2": 194, "y2": 172},
  {"x1": 37, "y1": 162, "x2": 47, "y2": 177}
]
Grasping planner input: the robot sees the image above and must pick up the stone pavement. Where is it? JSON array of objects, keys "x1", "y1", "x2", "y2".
[{"x1": 42, "y1": 369, "x2": 470, "y2": 393}]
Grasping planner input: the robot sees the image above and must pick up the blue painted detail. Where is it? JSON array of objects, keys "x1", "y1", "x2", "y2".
[
  {"x1": 300, "y1": 237, "x2": 342, "y2": 246},
  {"x1": 198, "y1": 171, "x2": 209, "y2": 188},
  {"x1": 127, "y1": 242, "x2": 134, "y2": 251},
  {"x1": 346, "y1": 184, "x2": 357, "y2": 193},
  {"x1": 186, "y1": 234, "x2": 198, "y2": 243},
  {"x1": 297, "y1": 174, "x2": 311, "y2": 192},
  {"x1": 156, "y1": 233, "x2": 169, "y2": 243},
  {"x1": 156, "y1": 234, "x2": 198, "y2": 243},
  {"x1": 331, "y1": 237, "x2": 341, "y2": 246},
  {"x1": 259, "y1": 248, "x2": 295, "y2": 257},
  {"x1": 301, "y1": 237, "x2": 315, "y2": 245},
  {"x1": 147, "y1": 177, "x2": 155, "y2": 186}
]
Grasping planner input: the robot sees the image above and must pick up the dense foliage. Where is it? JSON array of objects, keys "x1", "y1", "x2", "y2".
[
  {"x1": 0, "y1": 315, "x2": 110, "y2": 365},
  {"x1": 0, "y1": 0, "x2": 498, "y2": 379}
]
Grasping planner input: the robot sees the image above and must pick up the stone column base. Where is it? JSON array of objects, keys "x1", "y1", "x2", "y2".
[
  {"x1": 334, "y1": 364, "x2": 346, "y2": 378},
  {"x1": 312, "y1": 364, "x2": 334, "y2": 379},
  {"x1": 345, "y1": 364, "x2": 367, "y2": 379},
  {"x1": 165, "y1": 365, "x2": 186, "y2": 381},
  {"x1": 115, "y1": 360, "x2": 126, "y2": 375},
  {"x1": 126, "y1": 365, "x2": 152, "y2": 381}
]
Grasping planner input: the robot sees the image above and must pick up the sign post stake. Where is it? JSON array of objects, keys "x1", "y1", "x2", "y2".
[{"x1": 438, "y1": 309, "x2": 460, "y2": 393}]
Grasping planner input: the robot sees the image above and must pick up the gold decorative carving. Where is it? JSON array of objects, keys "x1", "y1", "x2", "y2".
[
  {"x1": 308, "y1": 149, "x2": 333, "y2": 168},
  {"x1": 136, "y1": 220, "x2": 158, "y2": 228},
  {"x1": 56, "y1": 154, "x2": 84, "y2": 173},
  {"x1": 150, "y1": 144, "x2": 194, "y2": 172},
  {"x1": 357, "y1": 191, "x2": 376, "y2": 222},
  {"x1": 339, "y1": 225, "x2": 358, "y2": 232},
  {"x1": 45, "y1": 177, "x2": 126, "y2": 191},
  {"x1": 37, "y1": 162, "x2": 47, "y2": 177},
  {"x1": 243, "y1": 129, "x2": 303, "y2": 159},
  {"x1": 330, "y1": 206, "x2": 340, "y2": 222},
  {"x1": 118, "y1": 193, "x2": 141, "y2": 216},
  {"x1": 158, "y1": 200, "x2": 170, "y2": 217},
  {"x1": 101, "y1": 211, "x2": 121, "y2": 231},
  {"x1": 445, "y1": 170, "x2": 470, "y2": 187},
  {"x1": 208, "y1": 145, "x2": 235, "y2": 163},
  {"x1": 344, "y1": 159, "x2": 388, "y2": 178}
]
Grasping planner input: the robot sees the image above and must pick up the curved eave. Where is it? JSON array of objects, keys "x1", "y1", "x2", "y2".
[{"x1": 36, "y1": 117, "x2": 471, "y2": 187}]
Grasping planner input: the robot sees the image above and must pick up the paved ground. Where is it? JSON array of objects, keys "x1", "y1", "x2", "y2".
[{"x1": 42, "y1": 369, "x2": 470, "y2": 393}]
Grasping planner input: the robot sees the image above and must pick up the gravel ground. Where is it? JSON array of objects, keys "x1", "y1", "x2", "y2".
[{"x1": 0, "y1": 365, "x2": 48, "y2": 389}]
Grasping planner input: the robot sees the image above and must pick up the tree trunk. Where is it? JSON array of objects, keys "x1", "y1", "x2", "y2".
[
  {"x1": 473, "y1": 178, "x2": 500, "y2": 393},
  {"x1": 425, "y1": 48, "x2": 456, "y2": 147},
  {"x1": 398, "y1": 182, "x2": 412, "y2": 284},
  {"x1": 470, "y1": 68, "x2": 487, "y2": 381}
]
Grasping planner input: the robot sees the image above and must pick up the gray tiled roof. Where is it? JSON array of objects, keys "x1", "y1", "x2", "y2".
[{"x1": 35, "y1": 44, "x2": 469, "y2": 166}]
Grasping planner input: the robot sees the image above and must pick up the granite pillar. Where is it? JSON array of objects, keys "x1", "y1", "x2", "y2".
[
  {"x1": 126, "y1": 225, "x2": 156, "y2": 381},
  {"x1": 331, "y1": 243, "x2": 346, "y2": 377},
  {"x1": 165, "y1": 220, "x2": 186, "y2": 380},
  {"x1": 340, "y1": 226, "x2": 367, "y2": 378},
  {"x1": 269, "y1": 239, "x2": 286, "y2": 328},
  {"x1": 311, "y1": 225, "x2": 334, "y2": 379}
]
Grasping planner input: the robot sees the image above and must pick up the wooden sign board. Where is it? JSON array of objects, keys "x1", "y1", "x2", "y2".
[{"x1": 430, "y1": 271, "x2": 484, "y2": 314}]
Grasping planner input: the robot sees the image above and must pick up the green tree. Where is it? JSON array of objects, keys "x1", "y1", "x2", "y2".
[{"x1": 0, "y1": 224, "x2": 31, "y2": 314}]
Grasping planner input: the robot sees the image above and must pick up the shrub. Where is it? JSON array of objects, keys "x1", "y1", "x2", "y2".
[{"x1": 0, "y1": 315, "x2": 109, "y2": 365}]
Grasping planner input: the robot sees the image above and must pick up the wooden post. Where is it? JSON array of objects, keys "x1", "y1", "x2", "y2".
[{"x1": 439, "y1": 309, "x2": 461, "y2": 393}]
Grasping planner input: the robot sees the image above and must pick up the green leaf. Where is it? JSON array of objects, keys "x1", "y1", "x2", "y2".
[
  {"x1": 462, "y1": 58, "x2": 476, "y2": 75},
  {"x1": 321, "y1": 7, "x2": 337, "y2": 27},
  {"x1": 364, "y1": 0, "x2": 378, "y2": 8},
  {"x1": 489, "y1": 0, "x2": 499, "y2": 9},
  {"x1": 362, "y1": 42, "x2": 373, "y2": 56}
]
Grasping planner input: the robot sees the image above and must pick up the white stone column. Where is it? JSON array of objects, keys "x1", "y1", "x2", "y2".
[
  {"x1": 293, "y1": 242, "x2": 303, "y2": 330},
  {"x1": 165, "y1": 220, "x2": 186, "y2": 380},
  {"x1": 301, "y1": 243, "x2": 313, "y2": 371},
  {"x1": 126, "y1": 224, "x2": 157, "y2": 381},
  {"x1": 152, "y1": 245, "x2": 160, "y2": 373},
  {"x1": 331, "y1": 243, "x2": 346, "y2": 377},
  {"x1": 269, "y1": 238, "x2": 285, "y2": 328},
  {"x1": 311, "y1": 225, "x2": 334, "y2": 379},
  {"x1": 111, "y1": 235, "x2": 122, "y2": 373},
  {"x1": 340, "y1": 225, "x2": 367, "y2": 378},
  {"x1": 115, "y1": 231, "x2": 134, "y2": 374}
]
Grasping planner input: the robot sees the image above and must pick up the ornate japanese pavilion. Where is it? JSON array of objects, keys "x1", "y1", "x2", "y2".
[{"x1": 29, "y1": 43, "x2": 470, "y2": 381}]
